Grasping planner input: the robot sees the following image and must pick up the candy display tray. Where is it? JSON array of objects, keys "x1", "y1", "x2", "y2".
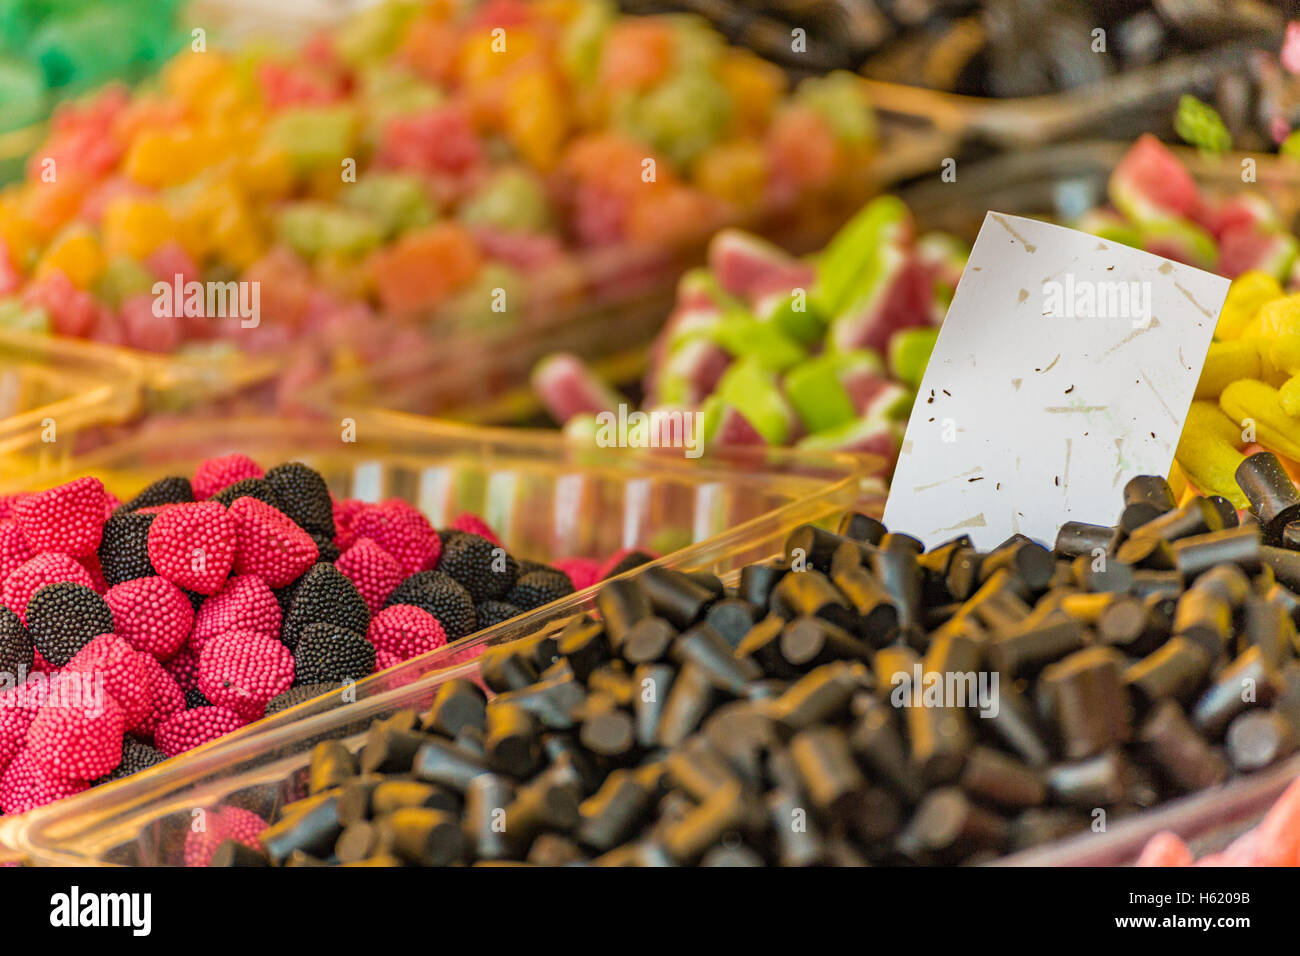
[
  {"x1": 0, "y1": 415, "x2": 875, "y2": 862},
  {"x1": 860, "y1": 40, "x2": 1260, "y2": 152},
  {"x1": 0, "y1": 328, "x2": 143, "y2": 480},
  {"x1": 12, "y1": 580, "x2": 1297, "y2": 868}
]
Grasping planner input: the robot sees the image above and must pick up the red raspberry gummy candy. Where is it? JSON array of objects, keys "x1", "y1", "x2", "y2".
[
  {"x1": 184, "y1": 805, "x2": 268, "y2": 867},
  {"x1": 1135, "y1": 831, "x2": 1193, "y2": 867},
  {"x1": 133, "y1": 651, "x2": 185, "y2": 740},
  {"x1": 156, "y1": 705, "x2": 246, "y2": 757},
  {"x1": 337, "y1": 537, "x2": 405, "y2": 615},
  {"x1": 2, "y1": 552, "x2": 96, "y2": 622},
  {"x1": 14, "y1": 476, "x2": 108, "y2": 558},
  {"x1": 351, "y1": 500, "x2": 441, "y2": 574},
  {"x1": 192, "y1": 454, "x2": 264, "y2": 500},
  {"x1": 189, "y1": 574, "x2": 282, "y2": 653},
  {"x1": 146, "y1": 502, "x2": 237, "y2": 595},
  {"x1": 0, "y1": 685, "x2": 39, "y2": 775},
  {"x1": 450, "y1": 514, "x2": 502, "y2": 547},
  {"x1": 26, "y1": 685, "x2": 126, "y2": 783},
  {"x1": 0, "y1": 520, "x2": 33, "y2": 584},
  {"x1": 105, "y1": 575, "x2": 195, "y2": 661},
  {"x1": 229, "y1": 496, "x2": 318, "y2": 588},
  {"x1": 0, "y1": 748, "x2": 88, "y2": 813},
  {"x1": 65, "y1": 633, "x2": 152, "y2": 731},
  {"x1": 367, "y1": 604, "x2": 447, "y2": 663},
  {"x1": 197, "y1": 629, "x2": 294, "y2": 722}
]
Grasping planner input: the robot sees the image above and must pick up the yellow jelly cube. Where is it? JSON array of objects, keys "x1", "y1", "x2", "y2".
[
  {"x1": 237, "y1": 145, "x2": 295, "y2": 201},
  {"x1": 124, "y1": 128, "x2": 209, "y2": 188},
  {"x1": 717, "y1": 51, "x2": 787, "y2": 133},
  {"x1": 692, "y1": 140, "x2": 767, "y2": 208},
  {"x1": 504, "y1": 70, "x2": 566, "y2": 171},
  {"x1": 35, "y1": 226, "x2": 105, "y2": 288},
  {"x1": 1216, "y1": 270, "x2": 1282, "y2": 340},
  {"x1": 163, "y1": 50, "x2": 237, "y2": 112},
  {"x1": 458, "y1": 28, "x2": 542, "y2": 89},
  {"x1": 101, "y1": 197, "x2": 177, "y2": 261}
]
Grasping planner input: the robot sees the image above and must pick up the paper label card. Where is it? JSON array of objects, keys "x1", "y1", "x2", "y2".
[{"x1": 883, "y1": 213, "x2": 1230, "y2": 549}]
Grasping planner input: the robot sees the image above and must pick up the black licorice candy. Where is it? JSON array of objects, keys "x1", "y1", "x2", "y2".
[
  {"x1": 704, "y1": 598, "x2": 759, "y2": 648},
  {"x1": 1226, "y1": 708, "x2": 1298, "y2": 771},
  {"x1": 784, "y1": 524, "x2": 847, "y2": 574},
  {"x1": 639, "y1": 566, "x2": 714, "y2": 629},
  {"x1": 1237, "y1": 452, "x2": 1300, "y2": 544},
  {"x1": 1054, "y1": 521, "x2": 1114, "y2": 559},
  {"x1": 595, "y1": 578, "x2": 652, "y2": 648},
  {"x1": 382, "y1": 807, "x2": 467, "y2": 866},
  {"x1": 243, "y1": 464, "x2": 1300, "y2": 867},
  {"x1": 422, "y1": 678, "x2": 487, "y2": 738},
  {"x1": 1137, "y1": 700, "x2": 1228, "y2": 792},
  {"x1": 1038, "y1": 647, "x2": 1131, "y2": 760},
  {"x1": 837, "y1": 512, "x2": 886, "y2": 544}
]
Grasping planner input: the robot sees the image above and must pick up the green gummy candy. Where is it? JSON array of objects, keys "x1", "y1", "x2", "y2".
[
  {"x1": 0, "y1": 298, "x2": 48, "y2": 333},
  {"x1": 560, "y1": 0, "x2": 615, "y2": 83},
  {"x1": 444, "y1": 264, "x2": 524, "y2": 334},
  {"x1": 716, "y1": 358, "x2": 790, "y2": 445},
  {"x1": 358, "y1": 64, "x2": 443, "y2": 125},
  {"x1": 616, "y1": 68, "x2": 731, "y2": 167},
  {"x1": 335, "y1": 0, "x2": 420, "y2": 66},
  {"x1": 667, "y1": 13, "x2": 726, "y2": 71},
  {"x1": 755, "y1": 289, "x2": 823, "y2": 346},
  {"x1": 265, "y1": 106, "x2": 356, "y2": 172},
  {"x1": 796, "y1": 70, "x2": 876, "y2": 145},
  {"x1": 888, "y1": 327, "x2": 940, "y2": 387},
  {"x1": 784, "y1": 355, "x2": 856, "y2": 434},
  {"x1": 341, "y1": 173, "x2": 434, "y2": 238},
  {"x1": 813, "y1": 195, "x2": 910, "y2": 318},
  {"x1": 276, "y1": 203, "x2": 381, "y2": 259},
  {"x1": 1139, "y1": 219, "x2": 1218, "y2": 270},
  {"x1": 711, "y1": 313, "x2": 805, "y2": 371},
  {"x1": 94, "y1": 256, "x2": 154, "y2": 307},
  {"x1": 677, "y1": 267, "x2": 741, "y2": 311},
  {"x1": 458, "y1": 168, "x2": 552, "y2": 233},
  {"x1": 0, "y1": 55, "x2": 47, "y2": 131}
]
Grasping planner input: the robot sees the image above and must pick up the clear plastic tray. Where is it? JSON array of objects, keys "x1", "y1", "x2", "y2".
[
  {"x1": 860, "y1": 41, "x2": 1260, "y2": 151},
  {"x1": 17, "y1": 590, "x2": 1299, "y2": 868},
  {"x1": 0, "y1": 329, "x2": 143, "y2": 480},
  {"x1": 999, "y1": 753, "x2": 1300, "y2": 867},
  {"x1": 0, "y1": 417, "x2": 878, "y2": 864}
]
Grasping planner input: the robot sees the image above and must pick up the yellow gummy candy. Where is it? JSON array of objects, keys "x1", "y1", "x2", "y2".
[
  {"x1": 1167, "y1": 458, "x2": 1189, "y2": 501},
  {"x1": 1175, "y1": 400, "x2": 1249, "y2": 508},
  {"x1": 101, "y1": 197, "x2": 177, "y2": 261},
  {"x1": 1216, "y1": 270, "x2": 1282, "y2": 340},
  {"x1": 504, "y1": 70, "x2": 566, "y2": 171},
  {"x1": 34, "y1": 226, "x2": 105, "y2": 288},
  {"x1": 1220, "y1": 378, "x2": 1300, "y2": 462},
  {"x1": 124, "y1": 128, "x2": 213, "y2": 188},
  {"x1": 1257, "y1": 293, "x2": 1300, "y2": 338},
  {"x1": 1195, "y1": 340, "x2": 1261, "y2": 400},
  {"x1": 1280, "y1": 374, "x2": 1300, "y2": 418}
]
